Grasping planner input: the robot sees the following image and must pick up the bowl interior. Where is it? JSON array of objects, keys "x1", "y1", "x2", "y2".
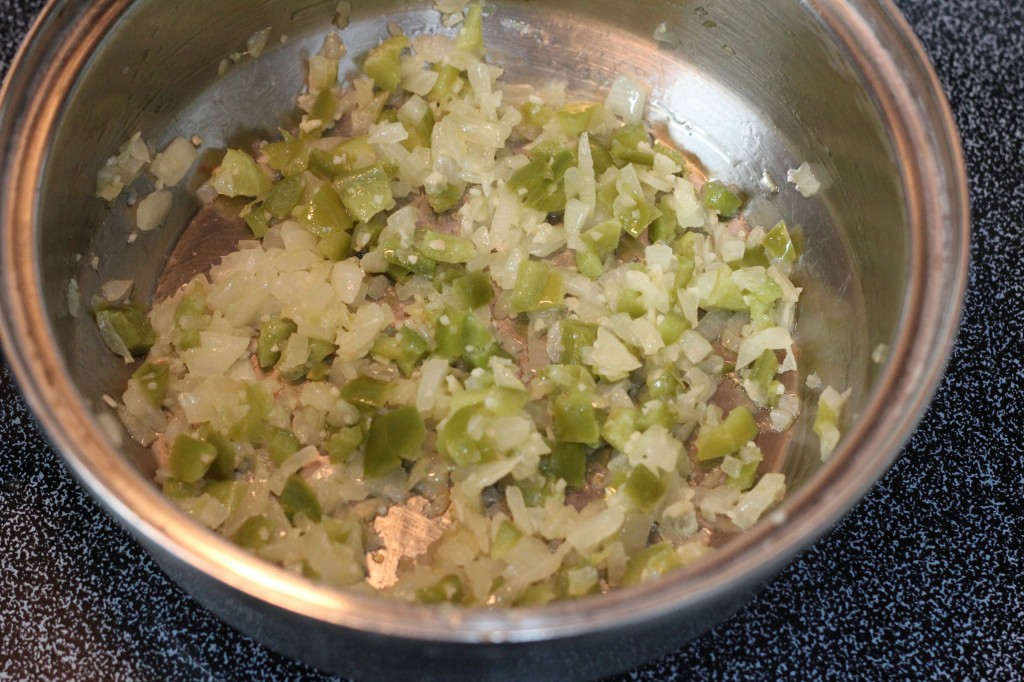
[{"x1": 44, "y1": 0, "x2": 902, "y2": 488}]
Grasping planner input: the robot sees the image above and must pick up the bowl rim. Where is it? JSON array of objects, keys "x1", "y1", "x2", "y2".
[{"x1": 0, "y1": 0, "x2": 970, "y2": 645}]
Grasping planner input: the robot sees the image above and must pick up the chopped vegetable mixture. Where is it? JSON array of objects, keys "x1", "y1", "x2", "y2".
[{"x1": 99, "y1": 4, "x2": 835, "y2": 605}]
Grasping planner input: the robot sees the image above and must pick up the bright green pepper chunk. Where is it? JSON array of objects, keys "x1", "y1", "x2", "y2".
[
  {"x1": 173, "y1": 288, "x2": 208, "y2": 351},
  {"x1": 371, "y1": 327, "x2": 428, "y2": 376},
  {"x1": 545, "y1": 442, "x2": 587, "y2": 488},
  {"x1": 726, "y1": 457, "x2": 760, "y2": 491},
  {"x1": 581, "y1": 219, "x2": 622, "y2": 257},
  {"x1": 280, "y1": 474, "x2": 321, "y2": 523},
  {"x1": 520, "y1": 101, "x2": 552, "y2": 130},
  {"x1": 418, "y1": 229, "x2": 475, "y2": 263},
  {"x1": 264, "y1": 136, "x2": 308, "y2": 176},
  {"x1": 426, "y1": 181, "x2": 464, "y2": 213},
  {"x1": 132, "y1": 362, "x2": 168, "y2": 407},
  {"x1": 364, "y1": 405, "x2": 426, "y2": 478},
  {"x1": 452, "y1": 270, "x2": 494, "y2": 309},
  {"x1": 299, "y1": 184, "x2": 354, "y2": 237},
  {"x1": 333, "y1": 164, "x2": 395, "y2": 223},
  {"x1": 308, "y1": 88, "x2": 339, "y2": 130},
  {"x1": 233, "y1": 515, "x2": 276, "y2": 550},
  {"x1": 657, "y1": 312, "x2": 690, "y2": 345},
  {"x1": 209, "y1": 149, "x2": 271, "y2": 198},
  {"x1": 649, "y1": 199, "x2": 679, "y2": 243},
  {"x1": 362, "y1": 34, "x2": 410, "y2": 92},
  {"x1": 601, "y1": 407, "x2": 640, "y2": 452},
  {"x1": 325, "y1": 426, "x2": 364, "y2": 464},
  {"x1": 617, "y1": 195, "x2": 662, "y2": 239},
  {"x1": 749, "y1": 349, "x2": 781, "y2": 407},
  {"x1": 315, "y1": 229, "x2": 353, "y2": 262},
  {"x1": 257, "y1": 317, "x2": 298, "y2": 369},
  {"x1": 763, "y1": 220, "x2": 798, "y2": 264},
  {"x1": 616, "y1": 289, "x2": 647, "y2": 318},
  {"x1": 610, "y1": 122, "x2": 652, "y2": 167},
  {"x1": 574, "y1": 247, "x2": 604, "y2": 280},
  {"x1": 622, "y1": 541, "x2": 682, "y2": 587},
  {"x1": 491, "y1": 519, "x2": 523, "y2": 560},
  {"x1": 267, "y1": 426, "x2": 301, "y2": 466},
  {"x1": 438, "y1": 404, "x2": 493, "y2": 465},
  {"x1": 700, "y1": 180, "x2": 742, "y2": 218},
  {"x1": 557, "y1": 319, "x2": 597, "y2": 365},
  {"x1": 205, "y1": 430, "x2": 245, "y2": 480},
  {"x1": 429, "y1": 64, "x2": 464, "y2": 103},
  {"x1": 695, "y1": 406, "x2": 759, "y2": 461},
  {"x1": 205, "y1": 480, "x2": 244, "y2": 513},
  {"x1": 510, "y1": 260, "x2": 563, "y2": 314},
  {"x1": 455, "y1": 3, "x2": 484, "y2": 55},
  {"x1": 556, "y1": 102, "x2": 600, "y2": 137},
  {"x1": 230, "y1": 383, "x2": 272, "y2": 443},
  {"x1": 341, "y1": 376, "x2": 392, "y2": 410},
  {"x1": 552, "y1": 392, "x2": 601, "y2": 445},
  {"x1": 244, "y1": 206, "x2": 270, "y2": 238},
  {"x1": 169, "y1": 434, "x2": 217, "y2": 484},
  {"x1": 623, "y1": 465, "x2": 666, "y2": 513},
  {"x1": 461, "y1": 312, "x2": 505, "y2": 368},
  {"x1": 95, "y1": 305, "x2": 156, "y2": 358},
  {"x1": 702, "y1": 265, "x2": 748, "y2": 312}
]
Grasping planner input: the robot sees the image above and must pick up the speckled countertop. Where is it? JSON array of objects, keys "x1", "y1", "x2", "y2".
[{"x1": 1, "y1": 0, "x2": 1022, "y2": 680}]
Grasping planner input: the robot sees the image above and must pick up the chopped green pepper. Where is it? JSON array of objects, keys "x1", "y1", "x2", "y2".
[
  {"x1": 280, "y1": 474, "x2": 321, "y2": 523},
  {"x1": 363, "y1": 405, "x2": 426, "y2": 478},
  {"x1": 695, "y1": 406, "x2": 759, "y2": 461},
  {"x1": 168, "y1": 434, "x2": 217, "y2": 484}
]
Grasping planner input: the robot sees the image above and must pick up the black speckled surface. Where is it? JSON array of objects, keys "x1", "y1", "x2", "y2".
[{"x1": 2, "y1": 0, "x2": 1022, "y2": 680}]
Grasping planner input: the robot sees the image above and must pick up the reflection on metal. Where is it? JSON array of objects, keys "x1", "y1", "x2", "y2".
[{"x1": 367, "y1": 496, "x2": 451, "y2": 590}]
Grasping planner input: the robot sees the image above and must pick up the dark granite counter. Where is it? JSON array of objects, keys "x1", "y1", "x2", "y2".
[{"x1": 2, "y1": 0, "x2": 1021, "y2": 679}]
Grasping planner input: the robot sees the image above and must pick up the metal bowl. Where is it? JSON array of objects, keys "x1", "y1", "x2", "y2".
[{"x1": 0, "y1": 0, "x2": 968, "y2": 680}]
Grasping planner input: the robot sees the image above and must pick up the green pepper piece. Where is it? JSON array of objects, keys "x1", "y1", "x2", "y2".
[
  {"x1": 580, "y1": 219, "x2": 623, "y2": 257},
  {"x1": 205, "y1": 480, "x2": 244, "y2": 513},
  {"x1": 455, "y1": 3, "x2": 484, "y2": 55},
  {"x1": 267, "y1": 426, "x2": 301, "y2": 466},
  {"x1": 362, "y1": 34, "x2": 411, "y2": 92},
  {"x1": 262, "y1": 175, "x2": 303, "y2": 220},
  {"x1": 509, "y1": 260, "x2": 550, "y2": 315},
  {"x1": 763, "y1": 220, "x2": 798, "y2": 264},
  {"x1": 264, "y1": 136, "x2": 308, "y2": 176},
  {"x1": 95, "y1": 305, "x2": 156, "y2": 358},
  {"x1": 645, "y1": 369, "x2": 680, "y2": 400},
  {"x1": 452, "y1": 270, "x2": 494, "y2": 310},
  {"x1": 132, "y1": 362, "x2": 168, "y2": 407},
  {"x1": 428, "y1": 64, "x2": 464, "y2": 103},
  {"x1": 418, "y1": 229, "x2": 475, "y2": 263},
  {"x1": 702, "y1": 265, "x2": 748, "y2": 312},
  {"x1": 749, "y1": 349, "x2": 780, "y2": 406},
  {"x1": 233, "y1": 515, "x2": 276, "y2": 550},
  {"x1": 434, "y1": 308, "x2": 466, "y2": 361},
  {"x1": 545, "y1": 442, "x2": 587, "y2": 488},
  {"x1": 621, "y1": 541, "x2": 682, "y2": 587},
  {"x1": 700, "y1": 180, "x2": 742, "y2": 218},
  {"x1": 315, "y1": 229, "x2": 353, "y2": 262},
  {"x1": 610, "y1": 122, "x2": 652, "y2": 167},
  {"x1": 615, "y1": 289, "x2": 647, "y2": 319},
  {"x1": 491, "y1": 519, "x2": 522, "y2": 560},
  {"x1": 575, "y1": 247, "x2": 604, "y2": 280},
  {"x1": 416, "y1": 574, "x2": 466, "y2": 605},
  {"x1": 364, "y1": 405, "x2": 426, "y2": 478},
  {"x1": 257, "y1": 317, "x2": 298, "y2": 369},
  {"x1": 426, "y1": 181, "x2": 464, "y2": 213},
  {"x1": 372, "y1": 327, "x2": 428, "y2": 376},
  {"x1": 617, "y1": 196, "x2": 662, "y2": 239},
  {"x1": 280, "y1": 474, "x2": 321, "y2": 523},
  {"x1": 209, "y1": 149, "x2": 271, "y2": 198},
  {"x1": 325, "y1": 426, "x2": 364, "y2": 464},
  {"x1": 438, "y1": 404, "x2": 492, "y2": 465},
  {"x1": 552, "y1": 393, "x2": 601, "y2": 445},
  {"x1": 205, "y1": 430, "x2": 245, "y2": 480},
  {"x1": 519, "y1": 101, "x2": 552, "y2": 130},
  {"x1": 657, "y1": 312, "x2": 689, "y2": 345},
  {"x1": 229, "y1": 383, "x2": 272, "y2": 444},
  {"x1": 589, "y1": 141, "x2": 614, "y2": 176},
  {"x1": 333, "y1": 164, "x2": 395, "y2": 223},
  {"x1": 726, "y1": 457, "x2": 760, "y2": 491},
  {"x1": 558, "y1": 319, "x2": 597, "y2": 365},
  {"x1": 169, "y1": 434, "x2": 217, "y2": 484},
  {"x1": 299, "y1": 184, "x2": 354, "y2": 237},
  {"x1": 244, "y1": 206, "x2": 270, "y2": 239},
  {"x1": 341, "y1": 376, "x2": 392, "y2": 410},
  {"x1": 461, "y1": 312, "x2": 505, "y2": 369},
  {"x1": 556, "y1": 102, "x2": 600, "y2": 137},
  {"x1": 623, "y1": 465, "x2": 666, "y2": 513},
  {"x1": 695, "y1": 406, "x2": 759, "y2": 461},
  {"x1": 308, "y1": 87, "x2": 339, "y2": 130},
  {"x1": 649, "y1": 198, "x2": 679, "y2": 243},
  {"x1": 637, "y1": 401, "x2": 674, "y2": 431},
  {"x1": 161, "y1": 477, "x2": 200, "y2": 501},
  {"x1": 653, "y1": 142, "x2": 688, "y2": 171},
  {"x1": 601, "y1": 407, "x2": 640, "y2": 452},
  {"x1": 173, "y1": 288, "x2": 208, "y2": 351}
]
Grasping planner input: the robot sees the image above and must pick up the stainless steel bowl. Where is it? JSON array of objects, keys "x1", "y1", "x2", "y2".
[{"x1": 0, "y1": 1, "x2": 968, "y2": 680}]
